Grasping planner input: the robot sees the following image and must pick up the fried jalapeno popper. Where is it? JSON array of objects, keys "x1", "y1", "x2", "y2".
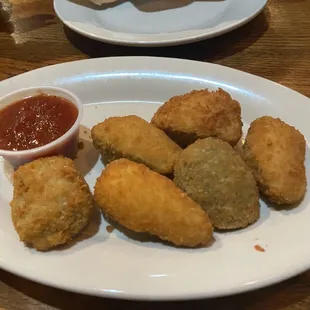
[
  {"x1": 94, "y1": 159, "x2": 213, "y2": 247},
  {"x1": 10, "y1": 156, "x2": 94, "y2": 251},
  {"x1": 174, "y1": 138, "x2": 260, "y2": 230},
  {"x1": 151, "y1": 88, "x2": 243, "y2": 148},
  {"x1": 243, "y1": 116, "x2": 307, "y2": 205},
  {"x1": 91, "y1": 115, "x2": 181, "y2": 175}
]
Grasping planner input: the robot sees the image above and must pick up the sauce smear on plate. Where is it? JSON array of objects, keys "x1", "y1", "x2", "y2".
[{"x1": 0, "y1": 94, "x2": 78, "y2": 151}]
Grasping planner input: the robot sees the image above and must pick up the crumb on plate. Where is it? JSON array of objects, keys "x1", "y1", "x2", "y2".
[
  {"x1": 254, "y1": 244, "x2": 265, "y2": 252},
  {"x1": 78, "y1": 141, "x2": 85, "y2": 150},
  {"x1": 106, "y1": 225, "x2": 114, "y2": 233}
]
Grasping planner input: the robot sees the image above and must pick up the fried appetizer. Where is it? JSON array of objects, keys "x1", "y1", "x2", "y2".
[
  {"x1": 94, "y1": 159, "x2": 213, "y2": 247},
  {"x1": 151, "y1": 88, "x2": 242, "y2": 148},
  {"x1": 243, "y1": 116, "x2": 307, "y2": 205},
  {"x1": 91, "y1": 115, "x2": 181, "y2": 175},
  {"x1": 10, "y1": 156, "x2": 94, "y2": 251},
  {"x1": 174, "y1": 138, "x2": 260, "y2": 230}
]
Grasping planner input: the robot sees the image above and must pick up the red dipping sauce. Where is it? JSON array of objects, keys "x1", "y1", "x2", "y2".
[{"x1": 0, "y1": 94, "x2": 78, "y2": 151}]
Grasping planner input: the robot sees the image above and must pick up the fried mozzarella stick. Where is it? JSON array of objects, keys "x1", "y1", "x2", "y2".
[
  {"x1": 243, "y1": 116, "x2": 307, "y2": 205},
  {"x1": 94, "y1": 159, "x2": 213, "y2": 247},
  {"x1": 151, "y1": 88, "x2": 242, "y2": 148},
  {"x1": 91, "y1": 115, "x2": 181, "y2": 175}
]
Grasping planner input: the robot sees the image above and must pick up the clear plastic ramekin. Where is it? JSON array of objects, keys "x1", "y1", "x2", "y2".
[{"x1": 0, "y1": 86, "x2": 83, "y2": 169}]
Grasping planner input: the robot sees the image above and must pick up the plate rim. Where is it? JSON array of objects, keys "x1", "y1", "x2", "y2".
[
  {"x1": 1, "y1": 56, "x2": 308, "y2": 104},
  {"x1": 1, "y1": 56, "x2": 310, "y2": 301},
  {"x1": 53, "y1": 0, "x2": 268, "y2": 46}
]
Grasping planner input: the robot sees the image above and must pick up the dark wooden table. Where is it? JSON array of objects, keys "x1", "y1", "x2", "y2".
[{"x1": 1, "y1": 0, "x2": 310, "y2": 309}]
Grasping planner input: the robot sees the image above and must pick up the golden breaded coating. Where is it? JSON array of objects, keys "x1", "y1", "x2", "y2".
[
  {"x1": 91, "y1": 115, "x2": 181, "y2": 175},
  {"x1": 174, "y1": 138, "x2": 260, "y2": 230},
  {"x1": 151, "y1": 88, "x2": 242, "y2": 148},
  {"x1": 243, "y1": 116, "x2": 307, "y2": 205},
  {"x1": 94, "y1": 159, "x2": 213, "y2": 247},
  {"x1": 10, "y1": 156, "x2": 94, "y2": 251}
]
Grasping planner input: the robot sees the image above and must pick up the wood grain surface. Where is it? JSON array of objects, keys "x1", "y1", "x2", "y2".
[{"x1": 1, "y1": 0, "x2": 310, "y2": 309}]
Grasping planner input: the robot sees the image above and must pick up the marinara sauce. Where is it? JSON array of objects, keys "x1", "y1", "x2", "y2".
[{"x1": 0, "y1": 94, "x2": 78, "y2": 151}]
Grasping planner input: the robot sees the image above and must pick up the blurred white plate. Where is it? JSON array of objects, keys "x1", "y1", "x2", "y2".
[
  {"x1": 53, "y1": 0, "x2": 267, "y2": 46},
  {"x1": 0, "y1": 56, "x2": 309, "y2": 301}
]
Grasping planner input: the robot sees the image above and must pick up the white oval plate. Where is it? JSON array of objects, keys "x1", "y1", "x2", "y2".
[
  {"x1": 0, "y1": 57, "x2": 309, "y2": 301},
  {"x1": 53, "y1": 0, "x2": 267, "y2": 46}
]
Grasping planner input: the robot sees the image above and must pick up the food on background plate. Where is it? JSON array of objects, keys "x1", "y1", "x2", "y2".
[
  {"x1": 94, "y1": 159, "x2": 213, "y2": 247},
  {"x1": 174, "y1": 138, "x2": 260, "y2": 230},
  {"x1": 89, "y1": 0, "x2": 118, "y2": 4},
  {"x1": 243, "y1": 116, "x2": 307, "y2": 205},
  {"x1": 0, "y1": 94, "x2": 78, "y2": 151},
  {"x1": 151, "y1": 88, "x2": 242, "y2": 148},
  {"x1": 91, "y1": 115, "x2": 182, "y2": 175},
  {"x1": 10, "y1": 156, "x2": 94, "y2": 251}
]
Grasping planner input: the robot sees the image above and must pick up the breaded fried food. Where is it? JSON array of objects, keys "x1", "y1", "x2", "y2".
[
  {"x1": 94, "y1": 159, "x2": 213, "y2": 247},
  {"x1": 91, "y1": 115, "x2": 181, "y2": 175},
  {"x1": 174, "y1": 138, "x2": 260, "y2": 230},
  {"x1": 10, "y1": 156, "x2": 94, "y2": 251},
  {"x1": 151, "y1": 88, "x2": 242, "y2": 148},
  {"x1": 243, "y1": 116, "x2": 307, "y2": 205}
]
